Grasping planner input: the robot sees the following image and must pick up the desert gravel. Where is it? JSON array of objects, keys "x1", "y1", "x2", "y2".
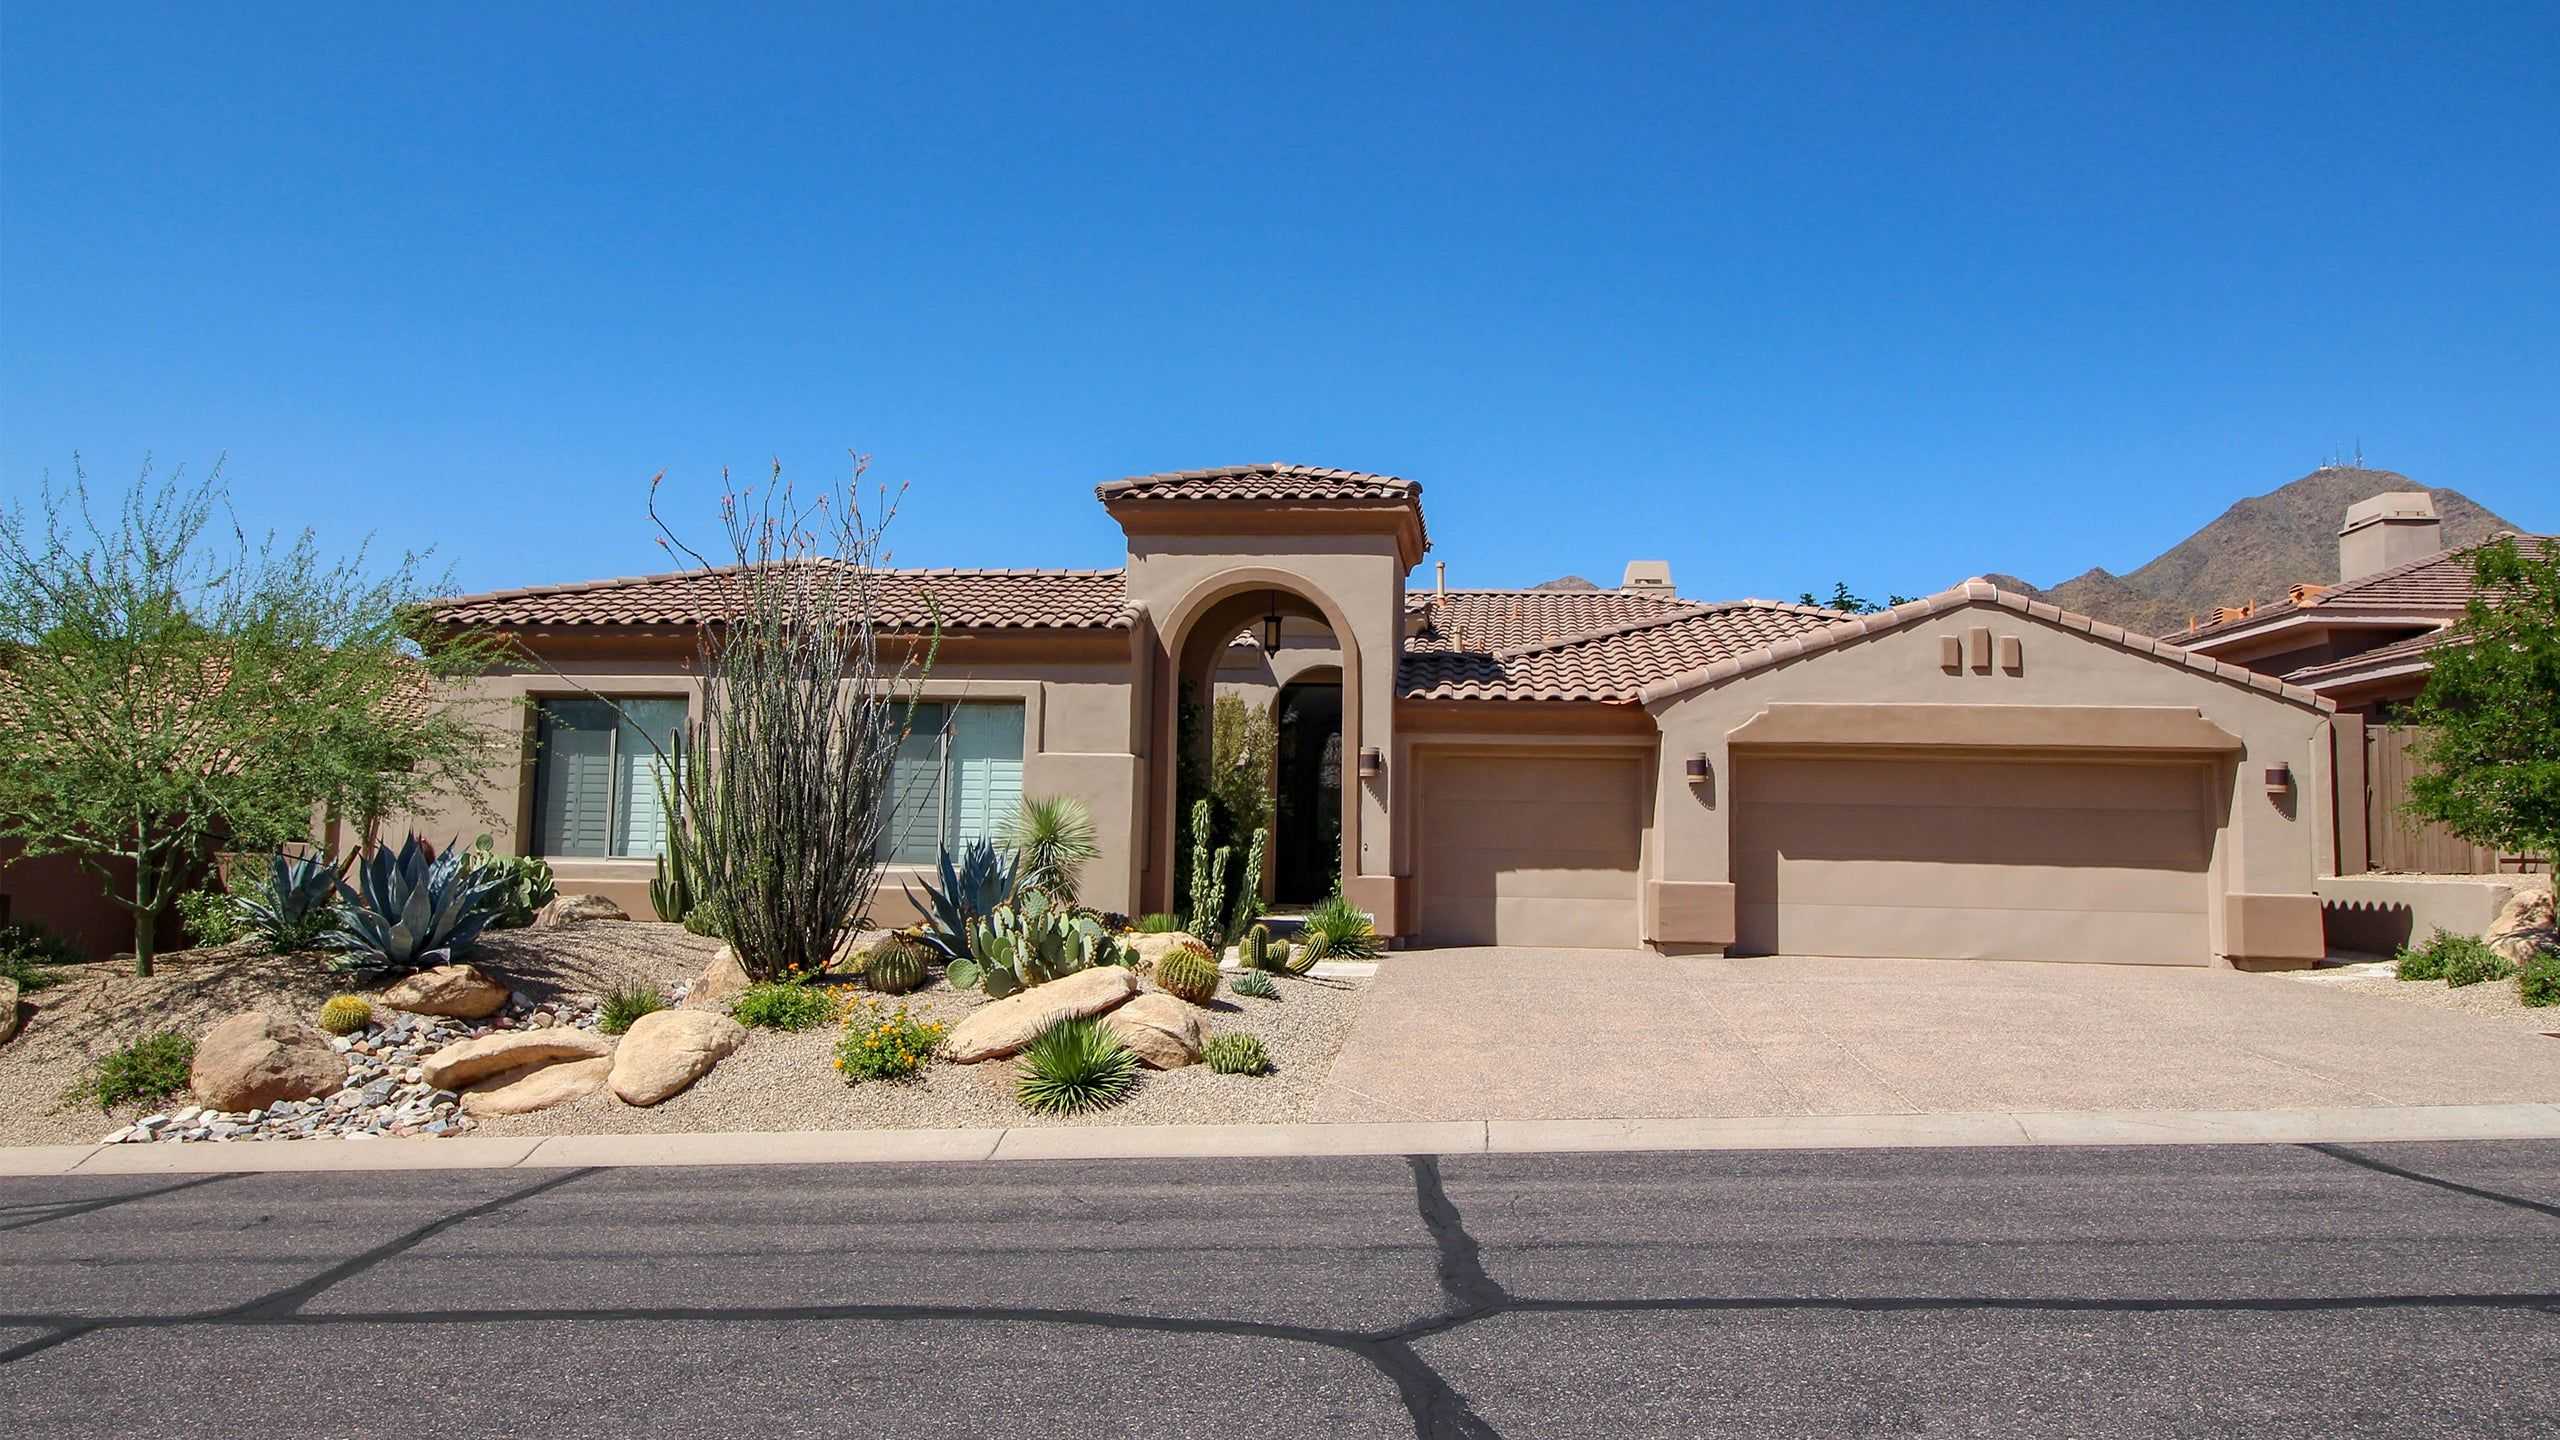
[
  {"x1": 471, "y1": 966, "x2": 1368, "y2": 1137},
  {"x1": 0, "y1": 923, "x2": 722, "y2": 1147},
  {"x1": 2286, "y1": 963, "x2": 2558, "y2": 1030}
]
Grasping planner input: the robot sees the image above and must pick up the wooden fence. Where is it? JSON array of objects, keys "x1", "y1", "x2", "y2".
[{"x1": 2362, "y1": 724, "x2": 2539, "y2": 874}]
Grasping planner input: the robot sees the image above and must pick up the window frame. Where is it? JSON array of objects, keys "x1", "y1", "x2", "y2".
[
  {"x1": 529, "y1": 695, "x2": 689, "y2": 860},
  {"x1": 881, "y1": 700, "x2": 1025, "y2": 865}
]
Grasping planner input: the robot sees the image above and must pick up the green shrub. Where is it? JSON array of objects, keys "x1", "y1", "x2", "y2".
[
  {"x1": 598, "y1": 982, "x2": 668, "y2": 1036},
  {"x1": 2520, "y1": 953, "x2": 2560, "y2": 1008},
  {"x1": 1133, "y1": 912, "x2": 1185, "y2": 934},
  {"x1": 1302, "y1": 891, "x2": 1379, "y2": 960},
  {"x1": 1014, "y1": 1017, "x2": 1139, "y2": 1115},
  {"x1": 465, "y1": 837, "x2": 558, "y2": 928},
  {"x1": 0, "y1": 921, "x2": 82, "y2": 983},
  {"x1": 682, "y1": 897, "x2": 729, "y2": 941},
  {"x1": 175, "y1": 888, "x2": 246, "y2": 947},
  {"x1": 2440, "y1": 944, "x2": 2516, "y2": 989},
  {"x1": 1154, "y1": 947, "x2": 1220, "y2": 1005},
  {"x1": 863, "y1": 937, "x2": 931, "y2": 995},
  {"x1": 730, "y1": 980, "x2": 836, "y2": 1031},
  {"x1": 1231, "y1": 969, "x2": 1279, "y2": 1000},
  {"x1": 85, "y1": 1031, "x2": 194, "y2": 1109},
  {"x1": 1204, "y1": 1032, "x2": 1271, "y2": 1076},
  {"x1": 2392, "y1": 944, "x2": 2443, "y2": 981},
  {"x1": 317, "y1": 994, "x2": 374, "y2": 1036},
  {"x1": 835, "y1": 998, "x2": 945, "y2": 1082}
]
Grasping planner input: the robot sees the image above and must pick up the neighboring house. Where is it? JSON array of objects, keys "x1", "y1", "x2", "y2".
[
  {"x1": 2167, "y1": 491, "x2": 2554, "y2": 717},
  {"x1": 2168, "y1": 491, "x2": 2552, "y2": 876},
  {"x1": 409, "y1": 463, "x2": 2345, "y2": 968}
]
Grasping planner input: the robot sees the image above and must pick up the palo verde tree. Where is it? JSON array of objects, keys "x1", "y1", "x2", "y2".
[
  {"x1": 2404, "y1": 537, "x2": 2560, "y2": 875},
  {"x1": 0, "y1": 458, "x2": 512, "y2": 975},
  {"x1": 647, "y1": 456, "x2": 930, "y2": 982}
]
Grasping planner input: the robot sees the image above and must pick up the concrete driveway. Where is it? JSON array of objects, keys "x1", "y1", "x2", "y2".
[{"x1": 1310, "y1": 950, "x2": 2560, "y2": 1123}]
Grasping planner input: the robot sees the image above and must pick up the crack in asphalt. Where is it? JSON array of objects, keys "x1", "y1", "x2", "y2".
[
  {"x1": 2303, "y1": 1143, "x2": 2560, "y2": 1220},
  {"x1": 5, "y1": 1148, "x2": 2557, "y2": 1439}
]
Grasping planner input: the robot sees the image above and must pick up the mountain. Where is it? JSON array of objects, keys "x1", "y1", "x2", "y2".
[
  {"x1": 2000, "y1": 467, "x2": 2521, "y2": 637},
  {"x1": 1530, "y1": 575, "x2": 1600, "y2": 591}
]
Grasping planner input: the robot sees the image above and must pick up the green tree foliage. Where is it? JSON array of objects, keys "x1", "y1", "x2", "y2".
[
  {"x1": 1796, "y1": 582, "x2": 1917, "y2": 614},
  {"x1": 2405, "y1": 539, "x2": 2560, "y2": 874},
  {"x1": 0, "y1": 458, "x2": 513, "y2": 975}
]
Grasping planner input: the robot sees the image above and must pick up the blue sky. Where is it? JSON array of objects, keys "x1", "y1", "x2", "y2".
[{"x1": 4, "y1": 3, "x2": 2553, "y2": 603}]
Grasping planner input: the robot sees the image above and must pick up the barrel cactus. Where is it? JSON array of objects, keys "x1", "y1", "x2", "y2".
[
  {"x1": 865, "y1": 937, "x2": 931, "y2": 995},
  {"x1": 317, "y1": 994, "x2": 373, "y2": 1036},
  {"x1": 1154, "y1": 948, "x2": 1220, "y2": 1005}
]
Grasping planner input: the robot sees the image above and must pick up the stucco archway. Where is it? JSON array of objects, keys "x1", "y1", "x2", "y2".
[{"x1": 1148, "y1": 570, "x2": 1367, "y2": 916}]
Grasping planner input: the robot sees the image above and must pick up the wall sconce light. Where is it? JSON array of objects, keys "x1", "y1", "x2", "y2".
[
  {"x1": 1261, "y1": 592, "x2": 1283, "y2": 652},
  {"x1": 1357, "y1": 746, "x2": 1383, "y2": 779},
  {"x1": 2263, "y1": 764, "x2": 2292, "y2": 797},
  {"x1": 1684, "y1": 754, "x2": 1712, "y2": 785}
]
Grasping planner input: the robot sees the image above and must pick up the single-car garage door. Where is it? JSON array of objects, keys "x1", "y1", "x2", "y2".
[
  {"x1": 1732, "y1": 755, "x2": 2212, "y2": 965},
  {"x1": 1419, "y1": 753, "x2": 1643, "y2": 948}
]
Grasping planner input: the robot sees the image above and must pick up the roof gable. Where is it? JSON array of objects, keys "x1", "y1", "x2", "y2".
[
  {"x1": 2169, "y1": 533, "x2": 2553, "y2": 646},
  {"x1": 1639, "y1": 579, "x2": 2336, "y2": 712}
]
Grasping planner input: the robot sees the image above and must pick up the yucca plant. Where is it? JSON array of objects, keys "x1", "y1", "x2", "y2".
[
  {"x1": 325, "y1": 834, "x2": 510, "y2": 977},
  {"x1": 1002, "y1": 794, "x2": 1100, "y2": 903},
  {"x1": 1132, "y1": 912, "x2": 1185, "y2": 934},
  {"x1": 907, "y1": 839, "x2": 1017, "y2": 961},
  {"x1": 235, "y1": 849, "x2": 348, "y2": 953},
  {"x1": 1014, "y1": 1017, "x2": 1140, "y2": 1115},
  {"x1": 598, "y1": 982, "x2": 668, "y2": 1036}
]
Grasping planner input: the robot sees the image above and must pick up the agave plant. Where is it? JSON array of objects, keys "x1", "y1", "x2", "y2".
[
  {"x1": 326, "y1": 834, "x2": 511, "y2": 977},
  {"x1": 906, "y1": 838, "x2": 1017, "y2": 961},
  {"x1": 946, "y1": 889, "x2": 1119, "y2": 998},
  {"x1": 235, "y1": 849, "x2": 348, "y2": 953}
]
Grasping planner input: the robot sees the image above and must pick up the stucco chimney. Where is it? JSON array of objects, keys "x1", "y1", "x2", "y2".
[
  {"x1": 1620, "y1": 560, "x2": 1674, "y2": 594},
  {"x1": 2337, "y1": 492, "x2": 2440, "y2": 582}
]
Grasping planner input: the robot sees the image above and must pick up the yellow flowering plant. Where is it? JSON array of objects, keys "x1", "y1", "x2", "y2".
[{"x1": 833, "y1": 997, "x2": 944, "y2": 1083}]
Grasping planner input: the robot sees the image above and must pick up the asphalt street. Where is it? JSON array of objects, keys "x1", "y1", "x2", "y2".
[{"x1": 1, "y1": 1141, "x2": 2554, "y2": 1438}]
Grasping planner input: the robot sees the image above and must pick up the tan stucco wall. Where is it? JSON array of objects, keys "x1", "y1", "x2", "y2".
[
  {"x1": 383, "y1": 633, "x2": 1147, "y2": 925},
  {"x1": 1645, "y1": 598, "x2": 2338, "y2": 966}
]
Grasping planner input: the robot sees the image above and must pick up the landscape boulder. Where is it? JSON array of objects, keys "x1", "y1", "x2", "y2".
[
  {"x1": 1124, "y1": 932, "x2": 1207, "y2": 972},
  {"x1": 686, "y1": 945, "x2": 753, "y2": 1008},
  {"x1": 608, "y1": 1009, "x2": 746, "y2": 1106},
  {"x1": 190, "y1": 1011, "x2": 348, "y2": 1112},
  {"x1": 2485, "y1": 885, "x2": 2557, "y2": 965},
  {"x1": 0, "y1": 977, "x2": 18, "y2": 1047},
  {"x1": 534, "y1": 893, "x2": 629, "y2": 928},
  {"x1": 381, "y1": 963, "x2": 511, "y2": 1019},
  {"x1": 1099, "y1": 992, "x2": 1207, "y2": 1069},
  {"x1": 941, "y1": 964, "x2": 1139, "y2": 1063},
  {"x1": 460, "y1": 1055, "x2": 613, "y2": 1118},
  {"x1": 421, "y1": 1026, "x2": 613, "y2": 1091}
]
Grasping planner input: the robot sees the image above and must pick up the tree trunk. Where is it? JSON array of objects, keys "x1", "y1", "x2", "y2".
[{"x1": 131, "y1": 898, "x2": 157, "y2": 978}]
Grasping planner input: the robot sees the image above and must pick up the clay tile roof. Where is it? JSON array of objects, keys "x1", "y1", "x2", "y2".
[
  {"x1": 2168, "y1": 534, "x2": 2554, "y2": 645},
  {"x1": 1096, "y1": 463, "x2": 1430, "y2": 557},
  {"x1": 1398, "y1": 597, "x2": 1850, "y2": 702},
  {"x1": 1400, "y1": 587, "x2": 1700, "y2": 655},
  {"x1": 2280, "y1": 627, "x2": 2461, "y2": 686},
  {"x1": 427, "y1": 564, "x2": 1132, "y2": 631},
  {"x1": 1095, "y1": 462, "x2": 1418, "y2": 505}
]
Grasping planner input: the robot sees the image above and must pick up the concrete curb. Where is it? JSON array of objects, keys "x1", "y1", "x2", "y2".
[{"x1": 7, "y1": 1102, "x2": 2557, "y2": 1178}]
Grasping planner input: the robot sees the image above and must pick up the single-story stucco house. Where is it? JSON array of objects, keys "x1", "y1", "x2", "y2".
[{"x1": 403, "y1": 463, "x2": 2346, "y2": 968}]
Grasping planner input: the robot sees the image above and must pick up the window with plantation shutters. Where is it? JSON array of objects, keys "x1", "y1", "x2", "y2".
[
  {"x1": 879, "y1": 702, "x2": 1025, "y2": 864},
  {"x1": 532, "y1": 697, "x2": 687, "y2": 858}
]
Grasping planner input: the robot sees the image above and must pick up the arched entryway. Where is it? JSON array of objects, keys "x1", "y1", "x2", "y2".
[{"x1": 1149, "y1": 572, "x2": 1364, "y2": 918}]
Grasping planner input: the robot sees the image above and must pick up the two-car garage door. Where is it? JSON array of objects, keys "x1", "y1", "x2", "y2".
[{"x1": 1731, "y1": 755, "x2": 2212, "y2": 965}]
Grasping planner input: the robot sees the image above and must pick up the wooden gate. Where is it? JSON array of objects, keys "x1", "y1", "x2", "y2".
[{"x1": 2363, "y1": 725, "x2": 2507, "y2": 873}]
